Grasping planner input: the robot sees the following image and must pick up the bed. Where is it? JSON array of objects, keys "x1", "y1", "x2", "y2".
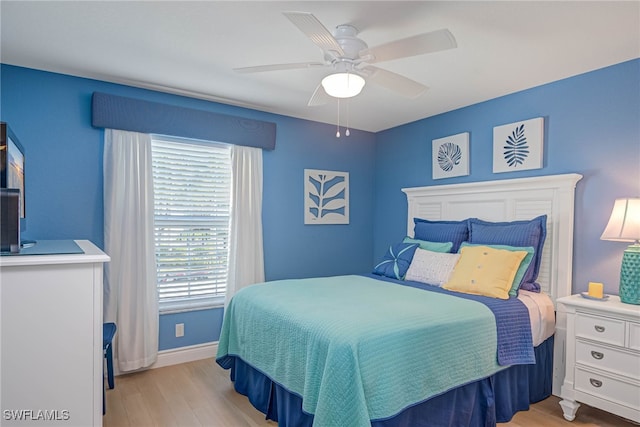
[{"x1": 216, "y1": 173, "x2": 583, "y2": 427}]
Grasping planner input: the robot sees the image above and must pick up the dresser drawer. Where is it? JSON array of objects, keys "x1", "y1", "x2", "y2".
[
  {"x1": 630, "y1": 322, "x2": 640, "y2": 351},
  {"x1": 575, "y1": 367, "x2": 640, "y2": 410},
  {"x1": 576, "y1": 340, "x2": 640, "y2": 379},
  {"x1": 575, "y1": 313, "x2": 625, "y2": 346}
]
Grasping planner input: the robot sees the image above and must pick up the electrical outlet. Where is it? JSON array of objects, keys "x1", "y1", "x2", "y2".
[{"x1": 175, "y1": 323, "x2": 184, "y2": 337}]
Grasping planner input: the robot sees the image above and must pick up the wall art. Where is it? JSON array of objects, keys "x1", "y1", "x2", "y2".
[
  {"x1": 493, "y1": 117, "x2": 544, "y2": 173},
  {"x1": 432, "y1": 132, "x2": 470, "y2": 180},
  {"x1": 304, "y1": 169, "x2": 349, "y2": 224}
]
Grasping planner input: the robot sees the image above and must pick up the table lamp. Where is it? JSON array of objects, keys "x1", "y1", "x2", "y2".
[{"x1": 600, "y1": 198, "x2": 640, "y2": 304}]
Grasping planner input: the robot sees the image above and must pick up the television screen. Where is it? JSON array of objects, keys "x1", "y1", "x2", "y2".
[
  {"x1": 7, "y1": 135, "x2": 25, "y2": 217},
  {"x1": 1, "y1": 122, "x2": 26, "y2": 223}
]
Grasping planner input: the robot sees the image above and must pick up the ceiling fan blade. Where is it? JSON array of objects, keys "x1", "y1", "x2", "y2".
[
  {"x1": 307, "y1": 84, "x2": 330, "y2": 106},
  {"x1": 283, "y1": 11, "x2": 345, "y2": 57},
  {"x1": 234, "y1": 62, "x2": 325, "y2": 74},
  {"x1": 363, "y1": 66, "x2": 428, "y2": 98},
  {"x1": 361, "y1": 29, "x2": 457, "y2": 64}
]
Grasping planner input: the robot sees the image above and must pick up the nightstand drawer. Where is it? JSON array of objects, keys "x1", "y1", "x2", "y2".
[
  {"x1": 576, "y1": 313, "x2": 625, "y2": 346},
  {"x1": 575, "y1": 367, "x2": 640, "y2": 410},
  {"x1": 630, "y1": 322, "x2": 640, "y2": 351},
  {"x1": 576, "y1": 340, "x2": 640, "y2": 379}
]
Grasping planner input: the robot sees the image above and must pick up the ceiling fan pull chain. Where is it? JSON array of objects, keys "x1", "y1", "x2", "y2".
[
  {"x1": 345, "y1": 99, "x2": 351, "y2": 137},
  {"x1": 336, "y1": 98, "x2": 341, "y2": 138}
]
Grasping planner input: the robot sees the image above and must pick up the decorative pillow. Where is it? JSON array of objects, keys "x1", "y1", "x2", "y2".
[
  {"x1": 443, "y1": 245, "x2": 528, "y2": 299},
  {"x1": 373, "y1": 243, "x2": 419, "y2": 280},
  {"x1": 402, "y1": 237, "x2": 453, "y2": 253},
  {"x1": 405, "y1": 248, "x2": 460, "y2": 286},
  {"x1": 459, "y1": 242, "x2": 534, "y2": 297},
  {"x1": 467, "y1": 215, "x2": 547, "y2": 288},
  {"x1": 413, "y1": 218, "x2": 469, "y2": 252}
]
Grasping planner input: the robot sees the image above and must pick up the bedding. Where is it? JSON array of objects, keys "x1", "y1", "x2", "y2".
[
  {"x1": 413, "y1": 218, "x2": 469, "y2": 252},
  {"x1": 458, "y1": 242, "x2": 535, "y2": 296},
  {"x1": 216, "y1": 274, "x2": 538, "y2": 427},
  {"x1": 385, "y1": 274, "x2": 535, "y2": 366},
  {"x1": 404, "y1": 248, "x2": 459, "y2": 286},
  {"x1": 467, "y1": 215, "x2": 547, "y2": 292},
  {"x1": 442, "y1": 245, "x2": 528, "y2": 299},
  {"x1": 372, "y1": 242, "x2": 419, "y2": 279},
  {"x1": 402, "y1": 236, "x2": 453, "y2": 253},
  {"x1": 518, "y1": 289, "x2": 555, "y2": 346},
  {"x1": 227, "y1": 336, "x2": 554, "y2": 427}
]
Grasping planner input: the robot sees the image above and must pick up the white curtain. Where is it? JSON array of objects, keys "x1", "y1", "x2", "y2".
[
  {"x1": 103, "y1": 129, "x2": 158, "y2": 372},
  {"x1": 226, "y1": 145, "x2": 265, "y2": 305}
]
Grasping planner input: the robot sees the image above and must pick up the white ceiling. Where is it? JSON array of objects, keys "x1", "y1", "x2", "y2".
[{"x1": 1, "y1": 1, "x2": 639, "y2": 133}]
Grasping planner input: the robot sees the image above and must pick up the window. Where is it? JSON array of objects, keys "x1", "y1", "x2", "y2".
[{"x1": 151, "y1": 136, "x2": 231, "y2": 313}]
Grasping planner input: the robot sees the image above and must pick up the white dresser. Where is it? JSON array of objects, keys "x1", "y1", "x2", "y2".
[
  {"x1": 558, "y1": 294, "x2": 640, "y2": 423},
  {"x1": 0, "y1": 240, "x2": 109, "y2": 426}
]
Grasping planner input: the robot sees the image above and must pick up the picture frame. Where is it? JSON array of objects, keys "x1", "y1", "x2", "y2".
[
  {"x1": 432, "y1": 132, "x2": 470, "y2": 180},
  {"x1": 304, "y1": 169, "x2": 349, "y2": 225},
  {"x1": 493, "y1": 117, "x2": 544, "y2": 173}
]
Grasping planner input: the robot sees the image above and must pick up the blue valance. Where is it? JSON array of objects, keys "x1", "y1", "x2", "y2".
[{"x1": 91, "y1": 92, "x2": 276, "y2": 150}]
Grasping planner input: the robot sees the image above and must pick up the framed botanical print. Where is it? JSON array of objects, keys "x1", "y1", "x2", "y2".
[
  {"x1": 432, "y1": 132, "x2": 470, "y2": 180},
  {"x1": 304, "y1": 169, "x2": 349, "y2": 224},
  {"x1": 493, "y1": 117, "x2": 544, "y2": 173}
]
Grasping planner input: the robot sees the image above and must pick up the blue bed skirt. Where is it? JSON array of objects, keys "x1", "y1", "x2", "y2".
[{"x1": 219, "y1": 335, "x2": 553, "y2": 427}]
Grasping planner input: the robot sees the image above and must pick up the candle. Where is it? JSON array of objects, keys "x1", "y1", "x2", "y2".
[{"x1": 588, "y1": 282, "x2": 604, "y2": 299}]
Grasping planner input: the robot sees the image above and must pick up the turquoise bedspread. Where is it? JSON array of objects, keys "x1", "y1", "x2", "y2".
[{"x1": 217, "y1": 275, "x2": 503, "y2": 427}]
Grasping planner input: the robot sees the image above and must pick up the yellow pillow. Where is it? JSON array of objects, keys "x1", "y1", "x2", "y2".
[{"x1": 442, "y1": 245, "x2": 528, "y2": 299}]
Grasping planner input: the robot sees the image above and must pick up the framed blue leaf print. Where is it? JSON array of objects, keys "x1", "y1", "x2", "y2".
[
  {"x1": 432, "y1": 132, "x2": 470, "y2": 179},
  {"x1": 493, "y1": 117, "x2": 544, "y2": 173},
  {"x1": 304, "y1": 169, "x2": 349, "y2": 224}
]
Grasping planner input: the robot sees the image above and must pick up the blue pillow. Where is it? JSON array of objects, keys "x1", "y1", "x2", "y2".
[
  {"x1": 402, "y1": 237, "x2": 453, "y2": 253},
  {"x1": 459, "y1": 242, "x2": 535, "y2": 297},
  {"x1": 467, "y1": 215, "x2": 547, "y2": 289},
  {"x1": 373, "y1": 243, "x2": 419, "y2": 280},
  {"x1": 413, "y1": 218, "x2": 469, "y2": 253}
]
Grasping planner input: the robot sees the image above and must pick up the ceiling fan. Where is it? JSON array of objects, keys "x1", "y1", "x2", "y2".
[{"x1": 234, "y1": 11, "x2": 457, "y2": 106}]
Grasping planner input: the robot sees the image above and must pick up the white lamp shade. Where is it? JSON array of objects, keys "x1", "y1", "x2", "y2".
[
  {"x1": 321, "y1": 73, "x2": 365, "y2": 98},
  {"x1": 601, "y1": 198, "x2": 640, "y2": 242}
]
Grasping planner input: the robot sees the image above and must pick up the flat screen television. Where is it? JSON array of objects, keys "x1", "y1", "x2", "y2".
[{"x1": 0, "y1": 122, "x2": 26, "y2": 232}]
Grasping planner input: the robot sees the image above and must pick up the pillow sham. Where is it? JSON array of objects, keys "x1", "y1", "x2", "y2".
[
  {"x1": 413, "y1": 218, "x2": 469, "y2": 252},
  {"x1": 405, "y1": 248, "x2": 460, "y2": 286},
  {"x1": 373, "y1": 243, "x2": 419, "y2": 280},
  {"x1": 459, "y1": 242, "x2": 534, "y2": 297},
  {"x1": 443, "y1": 245, "x2": 528, "y2": 299},
  {"x1": 467, "y1": 215, "x2": 547, "y2": 288},
  {"x1": 402, "y1": 237, "x2": 453, "y2": 253}
]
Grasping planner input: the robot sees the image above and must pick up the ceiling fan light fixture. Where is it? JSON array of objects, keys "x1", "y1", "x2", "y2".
[{"x1": 321, "y1": 72, "x2": 365, "y2": 98}]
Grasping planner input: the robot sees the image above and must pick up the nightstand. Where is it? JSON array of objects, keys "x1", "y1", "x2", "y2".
[{"x1": 557, "y1": 294, "x2": 640, "y2": 423}]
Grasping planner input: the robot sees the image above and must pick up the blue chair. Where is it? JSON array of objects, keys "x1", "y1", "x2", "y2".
[{"x1": 103, "y1": 322, "x2": 117, "y2": 414}]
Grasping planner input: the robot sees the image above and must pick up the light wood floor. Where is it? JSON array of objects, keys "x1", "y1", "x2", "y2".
[{"x1": 103, "y1": 358, "x2": 636, "y2": 427}]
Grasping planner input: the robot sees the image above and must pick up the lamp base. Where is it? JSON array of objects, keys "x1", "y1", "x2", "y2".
[{"x1": 619, "y1": 244, "x2": 640, "y2": 305}]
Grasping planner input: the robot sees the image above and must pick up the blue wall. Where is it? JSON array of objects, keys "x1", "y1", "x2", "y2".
[
  {"x1": 0, "y1": 64, "x2": 377, "y2": 351},
  {"x1": 373, "y1": 59, "x2": 640, "y2": 296}
]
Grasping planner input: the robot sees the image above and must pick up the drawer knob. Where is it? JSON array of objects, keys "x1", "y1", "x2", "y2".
[
  {"x1": 594, "y1": 325, "x2": 605, "y2": 333},
  {"x1": 589, "y1": 378, "x2": 603, "y2": 388},
  {"x1": 590, "y1": 351, "x2": 604, "y2": 360}
]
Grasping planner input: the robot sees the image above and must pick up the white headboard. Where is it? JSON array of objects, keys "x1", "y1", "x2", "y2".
[{"x1": 402, "y1": 173, "x2": 583, "y2": 304}]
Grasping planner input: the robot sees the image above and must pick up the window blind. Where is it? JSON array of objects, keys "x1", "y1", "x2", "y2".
[{"x1": 151, "y1": 137, "x2": 231, "y2": 312}]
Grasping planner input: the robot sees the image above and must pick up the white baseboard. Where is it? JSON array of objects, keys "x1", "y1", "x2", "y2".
[
  {"x1": 152, "y1": 341, "x2": 219, "y2": 369},
  {"x1": 112, "y1": 342, "x2": 218, "y2": 376}
]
